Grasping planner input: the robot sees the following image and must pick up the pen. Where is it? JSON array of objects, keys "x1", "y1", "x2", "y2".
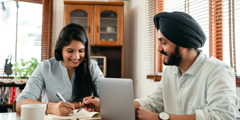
[
  {"x1": 76, "y1": 93, "x2": 95, "y2": 113},
  {"x1": 56, "y1": 92, "x2": 67, "y2": 102},
  {"x1": 56, "y1": 92, "x2": 74, "y2": 110}
]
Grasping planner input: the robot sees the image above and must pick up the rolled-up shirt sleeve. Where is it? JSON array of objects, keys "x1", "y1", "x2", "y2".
[
  {"x1": 16, "y1": 63, "x2": 45, "y2": 103},
  {"x1": 135, "y1": 81, "x2": 164, "y2": 113},
  {"x1": 195, "y1": 65, "x2": 240, "y2": 120}
]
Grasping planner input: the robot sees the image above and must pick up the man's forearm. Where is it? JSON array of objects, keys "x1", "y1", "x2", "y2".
[{"x1": 169, "y1": 114, "x2": 196, "y2": 120}]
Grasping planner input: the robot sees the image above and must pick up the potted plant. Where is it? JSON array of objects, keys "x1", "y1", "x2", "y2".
[{"x1": 13, "y1": 57, "x2": 39, "y2": 79}]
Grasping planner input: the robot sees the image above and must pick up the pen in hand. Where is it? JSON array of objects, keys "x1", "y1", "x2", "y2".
[
  {"x1": 76, "y1": 92, "x2": 95, "y2": 113},
  {"x1": 56, "y1": 92, "x2": 66, "y2": 102},
  {"x1": 56, "y1": 92, "x2": 74, "y2": 110}
]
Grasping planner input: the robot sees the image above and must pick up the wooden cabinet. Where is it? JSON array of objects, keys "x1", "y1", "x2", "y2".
[
  {"x1": 94, "y1": 5, "x2": 123, "y2": 46},
  {"x1": 64, "y1": 2, "x2": 124, "y2": 78},
  {"x1": 64, "y1": 2, "x2": 124, "y2": 46},
  {"x1": 64, "y1": 4, "x2": 94, "y2": 45}
]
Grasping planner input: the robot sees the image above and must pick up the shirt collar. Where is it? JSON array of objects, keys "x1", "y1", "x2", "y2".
[
  {"x1": 174, "y1": 51, "x2": 207, "y2": 76},
  {"x1": 59, "y1": 61, "x2": 76, "y2": 72},
  {"x1": 59, "y1": 60, "x2": 67, "y2": 74},
  {"x1": 59, "y1": 60, "x2": 76, "y2": 81}
]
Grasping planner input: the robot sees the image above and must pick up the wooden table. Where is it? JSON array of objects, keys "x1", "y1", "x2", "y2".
[{"x1": 0, "y1": 112, "x2": 101, "y2": 120}]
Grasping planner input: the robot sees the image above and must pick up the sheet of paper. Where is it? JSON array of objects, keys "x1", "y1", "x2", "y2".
[
  {"x1": 48, "y1": 109, "x2": 100, "y2": 119},
  {"x1": 80, "y1": 109, "x2": 99, "y2": 118}
]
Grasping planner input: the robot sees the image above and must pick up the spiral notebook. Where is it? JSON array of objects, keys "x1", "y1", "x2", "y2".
[{"x1": 48, "y1": 109, "x2": 100, "y2": 119}]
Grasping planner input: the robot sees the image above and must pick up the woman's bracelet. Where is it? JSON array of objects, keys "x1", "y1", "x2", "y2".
[
  {"x1": 45, "y1": 103, "x2": 49, "y2": 114},
  {"x1": 79, "y1": 101, "x2": 82, "y2": 107}
]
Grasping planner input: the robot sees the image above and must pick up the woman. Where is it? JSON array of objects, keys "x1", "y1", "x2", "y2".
[{"x1": 16, "y1": 23, "x2": 104, "y2": 116}]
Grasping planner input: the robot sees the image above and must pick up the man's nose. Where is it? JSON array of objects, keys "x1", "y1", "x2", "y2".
[{"x1": 158, "y1": 42, "x2": 163, "y2": 52}]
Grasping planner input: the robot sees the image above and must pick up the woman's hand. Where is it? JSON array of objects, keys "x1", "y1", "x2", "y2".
[
  {"x1": 82, "y1": 96, "x2": 100, "y2": 112},
  {"x1": 48, "y1": 101, "x2": 75, "y2": 116}
]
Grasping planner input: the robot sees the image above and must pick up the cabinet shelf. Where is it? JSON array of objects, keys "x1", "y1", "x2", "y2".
[
  {"x1": 100, "y1": 17, "x2": 117, "y2": 20},
  {"x1": 0, "y1": 104, "x2": 12, "y2": 107},
  {"x1": 100, "y1": 32, "x2": 117, "y2": 34},
  {"x1": 70, "y1": 17, "x2": 88, "y2": 19}
]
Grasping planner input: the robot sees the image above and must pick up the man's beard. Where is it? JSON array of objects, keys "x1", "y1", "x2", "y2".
[{"x1": 160, "y1": 46, "x2": 182, "y2": 66}]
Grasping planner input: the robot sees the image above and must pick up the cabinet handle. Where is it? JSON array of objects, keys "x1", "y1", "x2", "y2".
[
  {"x1": 88, "y1": 26, "x2": 90, "y2": 33},
  {"x1": 97, "y1": 26, "x2": 99, "y2": 33}
]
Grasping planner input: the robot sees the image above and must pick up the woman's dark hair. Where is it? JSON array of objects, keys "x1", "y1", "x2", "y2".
[{"x1": 54, "y1": 23, "x2": 98, "y2": 102}]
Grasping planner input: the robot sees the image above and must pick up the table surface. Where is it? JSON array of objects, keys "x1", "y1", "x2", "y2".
[{"x1": 0, "y1": 112, "x2": 102, "y2": 120}]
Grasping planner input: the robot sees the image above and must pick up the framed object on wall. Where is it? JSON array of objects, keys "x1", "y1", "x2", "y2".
[{"x1": 90, "y1": 56, "x2": 107, "y2": 77}]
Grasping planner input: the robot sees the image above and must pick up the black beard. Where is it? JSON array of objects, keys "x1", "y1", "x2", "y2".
[{"x1": 162, "y1": 46, "x2": 181, "y2": 66}]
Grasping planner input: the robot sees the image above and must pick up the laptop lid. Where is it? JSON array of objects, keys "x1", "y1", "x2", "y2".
[{"x1": 99, "y1": 78, "x2": 135, "y2": 120}]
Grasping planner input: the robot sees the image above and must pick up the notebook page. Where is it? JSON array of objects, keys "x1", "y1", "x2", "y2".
[
  {"x1": 79, "y1": 109, "x2": 99, "y2": 117},
  {"x1": 48, "y1": 109, "x2": 100, "y2": 119}
]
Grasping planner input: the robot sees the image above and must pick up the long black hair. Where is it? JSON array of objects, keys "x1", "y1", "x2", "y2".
[{"x1": 54, "y1": 23, "x2": 98, "y2": 102}]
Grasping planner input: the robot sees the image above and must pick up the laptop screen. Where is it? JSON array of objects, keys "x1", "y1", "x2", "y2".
[{"x1": 99, "y1": 78, "x2": 135, "y2": 120}]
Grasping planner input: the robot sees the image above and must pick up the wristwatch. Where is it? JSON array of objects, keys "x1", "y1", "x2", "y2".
[{"x1": 159, "y1": 112, "x2": 170, "y2": 120}]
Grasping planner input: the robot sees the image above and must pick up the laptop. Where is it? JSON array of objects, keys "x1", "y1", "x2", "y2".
[{"x1": 99, "y1": 78, "x2": 135, "y2": 120}]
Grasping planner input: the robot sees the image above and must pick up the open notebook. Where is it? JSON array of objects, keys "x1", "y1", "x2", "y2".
[{"x1": 48, "y1": 109, "x2": 101, "y2": 119}]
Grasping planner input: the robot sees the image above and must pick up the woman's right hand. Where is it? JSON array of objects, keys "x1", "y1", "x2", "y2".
[
  {"x1": 48, "y1": 101, "x2": 74, "y2": 116},
  {"x1": 82, "y1": 96, "x2": 100, "y2": 112}
]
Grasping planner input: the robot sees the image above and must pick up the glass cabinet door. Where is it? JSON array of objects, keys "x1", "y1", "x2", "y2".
[
  {"x1": 70, "y1": 10, "x2": 88, "y2": 31},
  {"x1": 99, "y1": 11, "x2": 117, "y2": 41},
  {"x1": 64, "y1": 5, "x2": 93, "y2": 45},
  {"x1": 95, "y1": 5, "x2": 123, "y2": 46}
]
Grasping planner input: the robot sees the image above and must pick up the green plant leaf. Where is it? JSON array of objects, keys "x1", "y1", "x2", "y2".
[{"x1": 13, "y1": 57, "x2": 39, "y2": 79}]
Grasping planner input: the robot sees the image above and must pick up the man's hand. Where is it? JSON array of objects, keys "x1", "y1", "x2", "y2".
[
  {"x1": 82, "y1": 96, "x2": 100, "y2": 112},
  {"x1": 48, "y1": 101, "x2": 74, "y2": 116},
  {"x1": 135, "y1": 107, "x2": 159, "y2": 120}
]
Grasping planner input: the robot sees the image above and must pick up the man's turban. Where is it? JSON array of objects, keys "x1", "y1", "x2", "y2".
[{"x1": 153, "y1": 11, "x2": 206, "y2": 48}]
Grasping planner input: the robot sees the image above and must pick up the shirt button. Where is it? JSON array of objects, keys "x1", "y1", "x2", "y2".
[
  {"x1": 181, "y1": 85, "x2": 183, "y2": 88},
  {"x1": 179, "y1": 104, "x2": 181, "y2": 107}
]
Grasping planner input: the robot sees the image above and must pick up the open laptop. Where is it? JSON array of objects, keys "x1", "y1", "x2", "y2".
[{"x1": 99, "y1": 78, "x2": 135, "y2": 120}]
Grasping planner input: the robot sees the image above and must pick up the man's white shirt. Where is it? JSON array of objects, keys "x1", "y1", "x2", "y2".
[{"x1": 135, "y1": 51, "x2": 240, "y2": 120}]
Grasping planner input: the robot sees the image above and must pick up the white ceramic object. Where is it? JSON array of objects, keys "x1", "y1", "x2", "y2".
[
  {"x1": 106, "y1": 27, "x2": 115, "y2": 32},
  {"x1": 21, "y1": 104, "x2": 46, "y2": 120}
]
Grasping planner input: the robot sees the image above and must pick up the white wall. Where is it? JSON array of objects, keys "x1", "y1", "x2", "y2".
[
  {"x1": 52, "y1": 0, "x2": 64, "y2": 57},
  {"x1": 122, "y1": 0, "x2": 158, "y2": 99}
]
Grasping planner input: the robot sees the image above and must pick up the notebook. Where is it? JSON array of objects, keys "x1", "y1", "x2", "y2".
[
  {"x1": 99, "y1": 78, "x2": 136, "y2": 120},
  {"x1": 48, "y1": 109, "x2": 100, "y2": 119}
]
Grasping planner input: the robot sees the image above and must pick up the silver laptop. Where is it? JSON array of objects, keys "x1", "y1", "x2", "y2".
[{"x1": 99, "y1": 78, "x2": 135, "y2": 120}]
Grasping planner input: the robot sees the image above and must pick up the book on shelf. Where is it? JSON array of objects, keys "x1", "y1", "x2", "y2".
[
  {"x1": 8, "y1": 86, "x2": 11, "y2": 104},
  {"x1": 0, "y1": 86, "x2": 20, "y2": 104},
  {"x1": 15, "y1": 87, "x2": 20, "y2": 102},
  {"x1": 1, "y1": 87, "x2": 4, "y2": 104},
  {"x1": 4, "y1": 87, "x2": 9, "y2": 104},
  {"x1": 10, "y1": 87, "x2": 16, "y2": 104}
]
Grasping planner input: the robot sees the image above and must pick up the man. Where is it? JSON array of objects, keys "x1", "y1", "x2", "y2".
[{"x1": 83, "y1": 12, "x2": 240, "y2": 120}]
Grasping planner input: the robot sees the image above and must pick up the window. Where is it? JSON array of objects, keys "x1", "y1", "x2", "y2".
[
  {"x1": 150, "y1": 0, "x2": 239, "y2": 81},
  {"x1": 235, "y1": 0, "x2": 240, "y2": 76},
  {"x1": 188, "y1": 0, "x2": 209, "y2": 57},
  {"x1": 0, "y1": 0, "x2": 44, "y2": 77}
]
